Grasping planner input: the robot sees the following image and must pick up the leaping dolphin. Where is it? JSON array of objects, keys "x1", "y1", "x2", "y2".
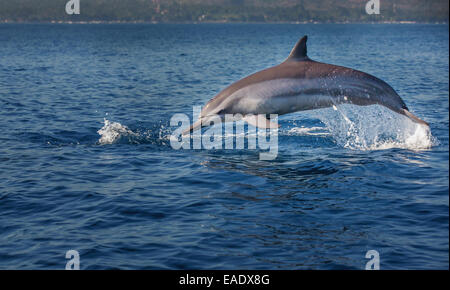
[{"x1": 184, "y1": 35, "x2": 428, "y2": 134}]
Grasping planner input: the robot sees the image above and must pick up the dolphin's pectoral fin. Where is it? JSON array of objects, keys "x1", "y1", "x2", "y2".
[{"x1": 242, "y1": 115, "x2": 280, "y2": 129}]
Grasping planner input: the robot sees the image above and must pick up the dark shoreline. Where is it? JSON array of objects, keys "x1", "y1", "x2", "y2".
[{"x1": 0, "y1": 20, "x2": 448, "y2": 25}]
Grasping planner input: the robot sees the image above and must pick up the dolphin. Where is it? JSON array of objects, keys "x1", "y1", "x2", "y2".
[{"x1": 184, "y1": 35, "x2": 428, "y2": 134}]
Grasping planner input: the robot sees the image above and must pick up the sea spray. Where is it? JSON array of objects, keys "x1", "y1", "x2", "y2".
[
  {"x1": 310, "y1": 104, "x2": 436, "y2": 151},
  {"x1": 97, "y1": 119, "x2": 137, "y2": 145}
]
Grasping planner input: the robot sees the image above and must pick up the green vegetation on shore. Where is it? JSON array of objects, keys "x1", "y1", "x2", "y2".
[{"x1": 0, "y1": 0, "x2": 448, "y2": 23}]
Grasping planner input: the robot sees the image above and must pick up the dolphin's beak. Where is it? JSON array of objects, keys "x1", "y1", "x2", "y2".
[{"x1": 181, "y1": 119, "x2": 203, "y2": 136}]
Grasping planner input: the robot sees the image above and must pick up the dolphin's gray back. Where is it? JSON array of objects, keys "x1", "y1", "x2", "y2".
[{"x1": 202, "y1": 59, "x2": 408, "y2": 117}]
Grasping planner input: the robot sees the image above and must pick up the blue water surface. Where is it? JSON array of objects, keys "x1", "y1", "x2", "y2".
[{"x1": 0, "y1": 23, "x2": 448, "y2": 269}]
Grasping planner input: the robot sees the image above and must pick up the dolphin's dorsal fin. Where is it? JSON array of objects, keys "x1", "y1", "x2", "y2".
[{"x1": 286, "y1": 35, "x2": 308, "y2": 61}]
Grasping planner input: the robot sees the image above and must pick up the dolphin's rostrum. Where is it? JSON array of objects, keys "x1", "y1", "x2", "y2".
[{"x1": 184, "y1": 35, "x2": 428, "y2": 134}]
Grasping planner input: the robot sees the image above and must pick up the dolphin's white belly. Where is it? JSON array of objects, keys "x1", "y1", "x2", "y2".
[{"x1": 229, "y1": 78, "x2": 339, "y2": 115}]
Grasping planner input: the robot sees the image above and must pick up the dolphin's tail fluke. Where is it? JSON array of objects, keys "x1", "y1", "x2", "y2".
[{"x1": 400, "y1": 109, "x2": 429, "y2": 127}]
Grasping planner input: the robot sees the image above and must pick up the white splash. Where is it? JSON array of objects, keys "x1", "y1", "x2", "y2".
[
  {"x1": 97, "y1": 119, "x2": 136, "y2": 145},
  {"x1": 310, "y1": 105, "x2": 437, "y2": 151},
  {"x1": 368, "y1": 123, "x2": 434, "y2": 150}
]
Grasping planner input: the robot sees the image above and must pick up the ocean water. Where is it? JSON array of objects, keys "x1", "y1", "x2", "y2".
[{"x1": 0, "y1": 23, "x2": 448, "y2": 270}]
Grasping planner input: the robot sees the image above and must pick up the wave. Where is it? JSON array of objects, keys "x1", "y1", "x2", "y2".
[{"x1": 284, "y1": 126, "x2": 330, "y2": 136}]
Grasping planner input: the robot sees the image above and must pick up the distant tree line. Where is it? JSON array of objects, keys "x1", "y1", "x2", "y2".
[{"x1": 0, "y1": 0, "x2": 448, "y2": 23}]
